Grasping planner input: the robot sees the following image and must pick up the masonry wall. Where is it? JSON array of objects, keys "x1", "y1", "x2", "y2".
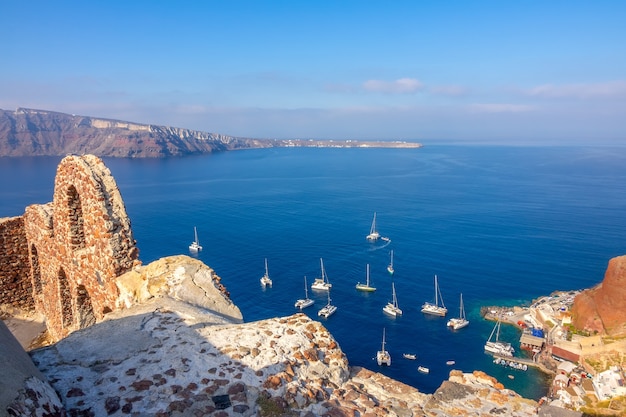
[
  {"x1": 0, "y1": 216, "x2": 34, "y2": 310},
  {"x1": 1, "y1": 154, "x2": 139, "y2": 341}
]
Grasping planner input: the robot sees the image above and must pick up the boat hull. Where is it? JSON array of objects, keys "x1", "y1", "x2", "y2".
[
  {"x1": 356, "y1": 284, "x2": 376, "y2": 292},
  {"x1": 377, "y1": 351, "x2": 391, "y2": 366},
  {"x1": 318, "y1": 305, "x2": 337, "y2": 318},
  {"x1": 383, "y1": 304, "x2": 403, "y2": 316},
  {"x1": 421, "y1": 303, "x2": 447, "y2": 317},
  {"x1": 294, "y1": 299, "x2": 314, "y2": 309},
  {"x1": 447, "y1": 318, "x2": 469, "y2": 330}
]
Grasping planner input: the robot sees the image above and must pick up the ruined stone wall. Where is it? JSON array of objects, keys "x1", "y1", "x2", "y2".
[
  {"x1": 6, "y1": 154, "x2": 140, "y2": 341},
  {"x1": 0, "y1": 216, "x2": 34, "y2": 310}
]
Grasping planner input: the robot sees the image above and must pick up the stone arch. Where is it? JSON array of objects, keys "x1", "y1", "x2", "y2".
[
  {"x1": 30, "y1": 243, "x2": 43, "y2": 295},
  {"x1": 66, "y1": 184, "x2": 86, "y2": 251},
  {"x1": 75, "y1": 284, "x2": 96, "y2": 328},
  {"x1": 57, "y1": 268, "x2": 73, "y2": 328}
]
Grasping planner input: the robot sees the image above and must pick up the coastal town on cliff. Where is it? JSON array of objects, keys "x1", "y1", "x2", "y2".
[{"x1": 1, "y1": 154, "x2": 625, "y2": 417}]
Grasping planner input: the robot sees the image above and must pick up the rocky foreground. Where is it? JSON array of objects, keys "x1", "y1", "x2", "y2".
[{"x1": 10, "y1": 256, "x2": 538, "y2": 416}]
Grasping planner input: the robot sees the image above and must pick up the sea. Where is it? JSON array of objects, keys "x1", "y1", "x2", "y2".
[{"x1": 2, "y1": 145, "x2": 626, "y2": 400}]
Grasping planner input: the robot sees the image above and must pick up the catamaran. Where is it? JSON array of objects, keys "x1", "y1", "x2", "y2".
[
  {"x1": 447, "y1": 293, "x2": 469, "y2": 330},
  {"x1": 376, "y1": 328, "x2": 391, "y2": 366},
  {"x1": 260, "y1": 258, "x2": 272, "y2": 288},
  {"x1": 383, "y1": 281, "x2": 402, "y2": 316},
  {"x1": 387, "y1": 250, "x2": 394, "y2": 275},
  {"x1": 294, "y1": 276, "x2": 314, "y2": 310},
  {"x1": 484, "y1": 319, "x2": 514, "y2": 357},
  {"x1": 366, "y1": 212, "x2": 380, "y2": 241},
  {"x1": 311, "y1": 258, "x2": 332, "y2": 291},
  {"x1": 318, "y1": 289, "x2": 337, "y2": 318},
  {"x1": 356, "y1": 264, "x2": 376, "y2": 292},
  {"x1": 421, "y1": 274, "x2": 447, "y2": 317},
  {"x1": 189, "y1": 226, "x2": 202, "y2": 252}
]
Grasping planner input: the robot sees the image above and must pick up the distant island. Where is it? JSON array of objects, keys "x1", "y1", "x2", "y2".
[{"x1": 0, "y1": 108, "x2": 422, "y2": 158}]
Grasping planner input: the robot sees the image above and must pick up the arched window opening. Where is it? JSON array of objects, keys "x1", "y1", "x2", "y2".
[
  {"x1": 30, "y1": 244, "x2": 43, "y2": 294},
  {"x1": 58, "y1": 268, "x2": 73, "y2": 328},
  {"x1": 75, "y1": 285, "x2": 96, "y2": 328},
  {"x1": 67, "y1": 185, "x2": 86, "y2": 250}
]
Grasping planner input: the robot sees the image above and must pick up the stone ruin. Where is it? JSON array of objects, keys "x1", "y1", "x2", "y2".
[{"x1": 0, "y1": 154, "x2": 138, "y2": 341}]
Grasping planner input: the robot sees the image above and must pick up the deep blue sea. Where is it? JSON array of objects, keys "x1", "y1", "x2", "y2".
[{"x1": 2, "y1": 145, "x2": 626, "y2": 399}]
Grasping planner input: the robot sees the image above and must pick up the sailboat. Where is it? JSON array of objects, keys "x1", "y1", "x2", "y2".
[
  {"x1": 366, "y1": 212, "x2": 380, "y2": 241},
  {"x1": 376, "y1": 327, "x2": 391, "y2": 366},
  {"x1": 447, "y1": 293, "x2": 469, "y2": 330},
  {"x1": 317, "y1": 288, "x2": 337, "y2": 318},
  {"x1": 387, "y1": 250, "x2": 394, "y2": 275},
  {"x1": 383, "y1": 281, "x2": 403, "y2": 316},
  {"x1": 356, "y1": 264, "x2": 376, "y2": 292},
  {"x1": 311, "y1": 258, "x2": 332, "y2": 291},
  {"x1": 421, "y1": 274, "x2": 448, "y2": 316},
  {"x1": 189, "y1": 226, "x2": 202, "y2": 252},
  {"x1": 294, "y1": 276, "x2": 314, "y2": 310},
  {"x1": 260, "y1": 258, "x2": 272, "y2": 287},
  {"x1": 484, "y1": 320, "x2": 514, "y2": 357}
]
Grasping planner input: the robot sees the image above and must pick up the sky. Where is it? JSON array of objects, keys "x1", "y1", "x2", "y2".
[{"x1": 1, "y1": 1, "x2": 625, "y2": 144}]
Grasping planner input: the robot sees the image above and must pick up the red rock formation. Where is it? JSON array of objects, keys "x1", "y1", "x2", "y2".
[{"x1": 571, "y1": 255, "x2": 626, "y2": 336}]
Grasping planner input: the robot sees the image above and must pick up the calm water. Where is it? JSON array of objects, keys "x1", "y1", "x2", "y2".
[{"x1": 2, "y1": 145, "x2": 626, "y2": 399}]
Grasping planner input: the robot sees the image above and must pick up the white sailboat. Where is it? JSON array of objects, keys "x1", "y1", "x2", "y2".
[
  {"x1": 356, "y1": 264, "x2": 376, "y2": 292},
  {"x1": 383, "y1": 281, "x2": 403, "y2": 316},
  {"x1": 366, "y1": 212, "x2": 380, "y2": 241},
  {"x1": 260, "y1": 258, "x2": 272, "y2": 288},
  {"x1": 376, "y1": 328, "x2": 391, "y2": 366},
  {"x1": 421, "y1": 274, "x2": 448, "y2": 317},
  {"x1": 189, "y1": 226, "x2": 202, "y2": 252},
  {"x1": 484, "y1": 319, "x2": 514, "y2": 357},
  {"x1": 294, "y1": 276, "x2": 314, "y2": 310},
  {"x1": 447, "y1": 293, "x2": 469, "y2": 330},
  {"x1": 311, "y1": 258, "x2": 332, "y2": 291},
  {"x1": 317, "y1": 289, "x2": 337, "y2": 318},
  {"x1": 387, "y1": 250, "x2": 394, "y2": 275}
]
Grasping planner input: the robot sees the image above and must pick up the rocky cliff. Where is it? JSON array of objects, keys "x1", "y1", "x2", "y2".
[
  {"x1": 571, "y1": 255, "x2": 626, "y2": 337},
  {"x1": 0, "y1": 108, "x2": 421, "y2": 158},
  {"x1": 0, "y1": 108, "x2": 263, "y2": 157}
]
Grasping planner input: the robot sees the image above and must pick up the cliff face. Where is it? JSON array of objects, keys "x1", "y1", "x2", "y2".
[
  {"x1": 571, "y1": 255, "x2": 626, "y2": 336},
  {"x1": 0, "y1": 108, "x2": 261, "y2": 157}
]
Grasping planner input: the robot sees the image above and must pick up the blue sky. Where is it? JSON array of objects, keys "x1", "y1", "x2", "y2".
[{"x1": 2, "y1": 1, "x2": 625, "y2": 144}]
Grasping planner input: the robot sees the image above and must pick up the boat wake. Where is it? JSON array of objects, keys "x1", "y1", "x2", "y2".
[{"x1": 367, "y1": 238, "x2": 392, "y2": 251}]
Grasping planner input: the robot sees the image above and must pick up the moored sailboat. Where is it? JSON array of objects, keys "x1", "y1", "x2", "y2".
[
  {"x1": 356, "y1": 264, "x2": 376, "y2": 292},
  {"x1": 387, "y1": 250, "x2": 394, "y2": 275},
  {"x1": 366, "y1": 212, "x2": 380, "y2": 241},
  {"x1": 260, "y1": 258, "x2": 272, "y2": 287},
  {"x1": 376, "y1": 328, "x2": 391, "y2": 366},
  {"x1": 421, "y1": 274, "x2": 447, "y2": 316},
  {"x1": 189, "y1": 226, "x2": 202, "y2": 252},
  {"x1": 311, "y1": 258, "x2": 332, "y2": 291},
  {"x1": 447, "y1": 293, "x2": 469, "y2": 330},
  {"x1": 383, "y1": 282, "x2": 402, "y2": 316},
  {"x1": 484, "y1": 320, "x2": 514, "y2": 357},
  {"x1": 318, "y1": 289, "x2": 337, "y2": 318},
  {"x1": 294, "y1": 276, "x2": 314, "y2": 310}
]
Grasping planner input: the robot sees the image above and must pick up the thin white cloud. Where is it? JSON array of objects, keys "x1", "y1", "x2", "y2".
[
  {"x1": 527, "y1": 81, "x2": 626, "y2": 99},
  {"x1": 362, "y1": 78, "x2": 423, "y2": 94},
  {"x1": 469, "y1": 103, "x2": 535, "y2": 113},
  {"x1": 428, "y1": 85, "x2": 469, "y2": 96}
]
